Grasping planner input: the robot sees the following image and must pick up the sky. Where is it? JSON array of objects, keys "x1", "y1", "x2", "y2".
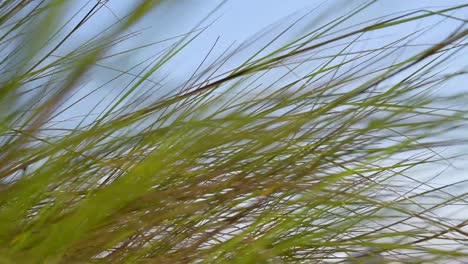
[
  {"x1": 47, "y1": 0, "x2": 468, "y2": 206},
  {"x1": 80, "y1": 0, "x2": 467, "y2": 88},
  {"x1": 95, "y1": 0, "x2": 468, "y2": 219}
]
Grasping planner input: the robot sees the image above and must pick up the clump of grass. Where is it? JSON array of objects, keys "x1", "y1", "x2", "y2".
[{"x1": 0, "y1": 1, "x2": 467, "y2": 263}]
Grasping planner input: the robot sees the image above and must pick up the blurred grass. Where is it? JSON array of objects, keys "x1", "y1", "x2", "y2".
[{"x1": 0, "y1": 0, "x2": 467, "y2": 263}]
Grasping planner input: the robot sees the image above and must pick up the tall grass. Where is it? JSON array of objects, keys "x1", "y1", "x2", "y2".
[{"x1": 0, "y1": 1, "x2": 467, "y2": 263}]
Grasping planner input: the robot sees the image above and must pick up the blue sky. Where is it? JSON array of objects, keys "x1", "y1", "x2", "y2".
[
  {"x1": 97, "y1": 1, "x2": 467, "y2": 218},
  {"x1": 89, "y1": 0, "x2": 467, "y2": 82},
  {"x1": 54, "y1": 1, "x2": 468, "y2": 197}
]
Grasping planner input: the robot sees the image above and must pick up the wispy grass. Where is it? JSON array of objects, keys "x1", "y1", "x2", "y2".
[{"x1": 0, "y1": 1, "x2": 467, "y2": 263}]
